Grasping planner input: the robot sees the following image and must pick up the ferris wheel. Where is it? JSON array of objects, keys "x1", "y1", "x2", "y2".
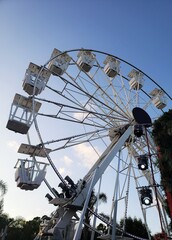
[{"x1": 6, "y1": 48, "x2": 172, "y2": 240}]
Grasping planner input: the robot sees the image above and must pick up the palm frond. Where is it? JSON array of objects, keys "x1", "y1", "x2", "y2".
[{"x1": 0, "y1": 180, "x2": 7, "y2": 196}]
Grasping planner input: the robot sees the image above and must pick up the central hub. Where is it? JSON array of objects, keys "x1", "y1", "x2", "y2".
[{"x1": 109, "y1": 125, "x2": 129, "y2": 142}]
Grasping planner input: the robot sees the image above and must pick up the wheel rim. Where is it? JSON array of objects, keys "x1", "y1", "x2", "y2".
[{"x1": 13, "y1": 49, "x2": 172, "y2": 238}]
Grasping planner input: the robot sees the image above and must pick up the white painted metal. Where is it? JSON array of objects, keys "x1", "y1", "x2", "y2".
[
  {"x1": 14, "y1": 159, "x2": 48, "y2": 190},
  {"x1": 77, "y1": 50, "x2": 96, "y2": 72},
  {"x1": 48, "y1": 48, "x2": 71, "y2": 76},
  {"x1": 23, "y1": 62, "x2": 51, "y2": 95},
  {"x1": 128, "y1": 69, "x2": 144, "y2": 90},
  {"x1": 103, "y1": 56, "x2": 120, "y2": 78},
  {"x1": 150, "y1": 88, "x2": 167, "y2": 109},
  {"x1": 7, "y1": 49, "x2": 172, "y2": 240},
  {"x1": 6, "y1": 93, "x2": 41, "y2": 134},
  {"x1": 18, "y1": 143, "x2": 51, "y2": 157}
]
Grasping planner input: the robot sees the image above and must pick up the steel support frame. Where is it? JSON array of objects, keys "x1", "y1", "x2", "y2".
[{"x1": 52, "y1": 126, "x2": 132, "y2": 239}]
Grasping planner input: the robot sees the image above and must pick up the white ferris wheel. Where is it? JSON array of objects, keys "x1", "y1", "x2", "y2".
[{"x1": 6, "y1": 48, "x2": 172, "y2": 240}]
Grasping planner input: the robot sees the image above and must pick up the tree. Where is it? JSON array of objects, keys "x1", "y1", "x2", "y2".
[
  {"x1": 82, "y1": 190, "x2": 107, "y2": 240},
  {"x1": 96, "y1": 213, "x2": 110, "y2": 237},
  {"x1": 0, "y1": 216, "x2": 41, "y2": 240},
  {"x1": 152, "y1": 109, "x2": 172, "y2": 191},
  {"x1": 153, "y1": 232, "x2": 168, "y2": 240},
  {"x1": 152, "y1": 109, "x2": 172, "y2": 221},
  {"x1": 0, "y1": 213, "x2": 11, "y2": 238},
  {"x1": 0, "y1": 180, "x2": 7, "y2": 215},
  {"x1": 119, "y1": 216, "x2": 150, "y2": 239},
  {"x1": 20, "y1": 217, "x2": 41, "y2": 240},
  {"x1": 5, "y1": 217, "x2": 26, "y2": 240},
  {"x1": 97, "y1": 223, "x2": 107, "y2": 235},
  {"x1": 0, "y1": 180, "x2": 8, "y2": 239},
  {"x1": 0, "y1": 180, "x2": 7, "y2": 197}
]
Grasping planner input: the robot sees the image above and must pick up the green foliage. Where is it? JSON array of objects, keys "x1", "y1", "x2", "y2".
[
  {"x1": 0, "y1": 178, "x2": 42, "y2": 239},
  {"x1": 119, "y1": 216, "x2": 150, "y2": 239},
  {"x1": 0, "y1": 180, "x2": 7, "y2": 214},
  {"x1": 0, "y1": 215, "x2": 41, "y2": 240},
  {"x1": 152, "y1": 109, "x2": 172, "y2": 192},
  {"x1": 152, "y1": 109, "x2": 172, "y2": 149},
  {"x1": 0, "y1": 213, "x2": 10, "y2": 230},
  {"x1": 97, "y1": 223, "x2": 107, "y2": 234},
  {"x1": 0, "y1": 180, "x2": 7, "y2": 197},
  {"x1": 95, "y1": 217, "x2": 150, "y2": 239}
]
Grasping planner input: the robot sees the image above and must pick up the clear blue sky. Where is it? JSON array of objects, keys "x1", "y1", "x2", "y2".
[{"x1": 0, "y1": 0, "x2": 172, "y2": 235}]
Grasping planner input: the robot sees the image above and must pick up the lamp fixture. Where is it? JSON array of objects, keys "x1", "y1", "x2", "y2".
[
  {"x1": 134, "y1": 124, "x2": 144, "y2": 137},
  {"x1": 140, "y1": 188, "x2": 153, "y2": 206},
  {"x1": 138, "y1": 155, "x2": 148, "y2": 171}
]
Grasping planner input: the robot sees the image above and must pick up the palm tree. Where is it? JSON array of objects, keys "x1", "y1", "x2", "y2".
[
  {"x1": 0, "y1": 180, "x2": 7, "y2": 215},
  {"x1": 82, "y1": 190, "x2": 107, "y2": 240},
  {"x1": 0, "y1": 180, "x2": 7, "y2": 196}
]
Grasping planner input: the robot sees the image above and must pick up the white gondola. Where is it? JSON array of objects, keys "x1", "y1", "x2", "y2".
[
  {"x1": 150, "y1": 88, "x2": 167, "y2": 109},
  {"x1": 23, "y1": 62, "x2": 51, "y2": 95},
  {"x1": 14, "y1": 159, "x2": 49, "y2": 191},
  {"x1": 48, "y1": 48, "x2": 71, "y2": 76},
  {"x1": 6, "y1": 94, "x2": 41, "y2": 134},
  {"x1": 77, "y1": 50, "x2": 96, "y2": 72},
  {"x1": 103, "y1": 56, "x2": 120, "y2": 78},
  {"x1": 128, "y1": 69, "x2": 144, "y2": 90},
  {"x1": 18, "y1": 143, "x2": 51, "y2": 157}
]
